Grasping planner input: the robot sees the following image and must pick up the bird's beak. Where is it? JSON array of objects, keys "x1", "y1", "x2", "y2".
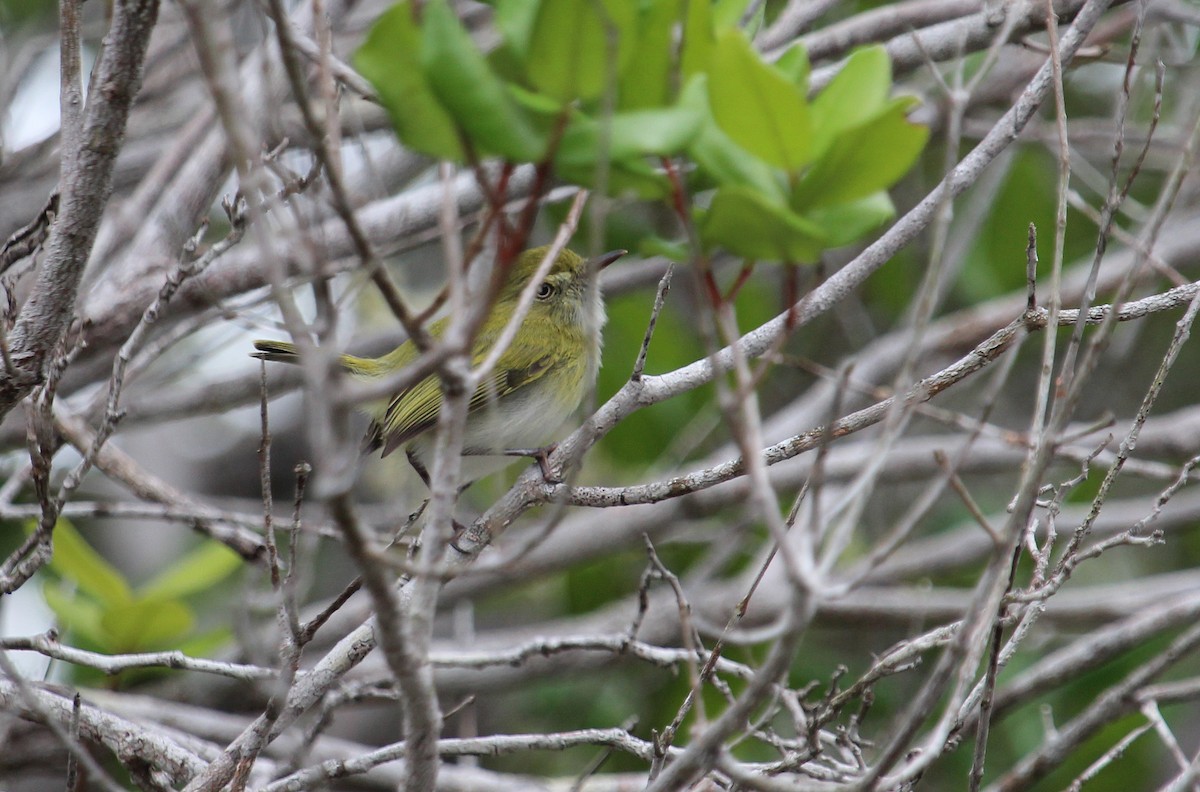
[{"x1": 592, "y1": 249, "x2": 627, "y2": 271}]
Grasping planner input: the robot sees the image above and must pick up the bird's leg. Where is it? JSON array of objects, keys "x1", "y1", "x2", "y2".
[
  {"x1": 501, "y1": 444, "x2": 561, "y2": 484},
  {"x1": 409, "y1": 450, "x2": 474, "y2": 548},
  {"x1": 410, "y1": 449, "x2": 478, "y2": 494},
  {"x1": 449, "y1": 520, "x2": 471, "y2": 553}
]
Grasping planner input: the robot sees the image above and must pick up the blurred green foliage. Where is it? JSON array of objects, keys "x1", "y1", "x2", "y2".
[
  {"x1": 32, "y1": 519, "x2": 239, "y2": 686},
  {"x1": 3, "y1": 0, "x2": 1189, "y2": 787},
  {"x1": 357, "y1": 0, "x2": 927, "y2": 263},
  {"x1": 0, "y1": 0, "x2": 54, "y2": 27}
]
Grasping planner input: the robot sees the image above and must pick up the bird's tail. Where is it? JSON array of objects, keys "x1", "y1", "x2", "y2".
[
  {"x1": 252, "y1": 339, "x2": 380, "y2": 376},
  {"x1": 251, "y1": 339, "x2": 301, "y2": 364}
]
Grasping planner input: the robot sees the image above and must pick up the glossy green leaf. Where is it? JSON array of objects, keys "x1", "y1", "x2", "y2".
[
  {"x1": 558, "y1": 158, "x2": 669, "y2": 199},
  {"x1": 639, "y1": 236, "x2": 689, "y2": 261},
  {"x1": 42, "y1": 584, "x2": 106, "y2": 647},
  {"x1": 617, "y1": 0, "x2": 675, "y2": 109},
  {"x1": 101, "y1": 599, "x2": 194, "y2": 652},
  {"x1": 41, "y1": 519, "x2": 132, "y2": 607},
  {"x1": 486, "y1": 36, "x2": 530, "y2": 85},
  {"x1": 494, "y1": 0, "x2": 540, "y2": 62},
  {"x1": 507, "y1": 82, "x2": 567, "y2": 116},
  {"x1": 688, "y1": 121, "x2": 781, "y2": 199},
  {"x1": 680, "y1": 0, "x2": 713, "y2": 79},
  {"x1": 742, "y1": 0, "x2": 766, "y2": 38},
  {"x1": 527, "y1": 0, "x2": 636, "y2": 102},
  {"x1": 355, "y1": 2, "x2": 464, "y2": 160},
  {"x1": 714, "y1": 0, "x2": 763, "y2": 35},
  {"x1": 805, "y1": 192, "x2": 896, "y2": 248},
  {"x1": 713, "y1": 0, "x2": 750, "y2": 28},
  {"x1": 774, "y1": 42, "x2": 810, "y2": 88},
  {"x1": 558, "y1": 104, "x2": 704, "y2": 167},
  {"x1": 688, "y1": 121, "x2": 784, "y2": 200},
  {"x1": 792, "y1": 98, "x2": 928, "y2": 210},
  {"x1": 139, "y1": 541, "x2": 242, "y2": 601},
  {"x1": 708, "y1": 29, "x2": 810, "y2": 172},
  {"x1": 810, "y1": 45, "x2": 892, "y2": 159},
  {"x1": 700, "y1": 186, "x2": 827, "y2": 262},
  {"x1": 421, "y1": 0, "x2": 547, "y2": 161}
]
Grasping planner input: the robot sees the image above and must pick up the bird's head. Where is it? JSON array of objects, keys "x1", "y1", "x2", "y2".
[{"x1": 499, "y1": 245, "x2": 626, "y2": 335}]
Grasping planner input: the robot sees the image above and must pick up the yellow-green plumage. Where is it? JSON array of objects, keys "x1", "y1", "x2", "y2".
[{"x1": 252, "y1": 245, "x2": 621, "y2": 480}]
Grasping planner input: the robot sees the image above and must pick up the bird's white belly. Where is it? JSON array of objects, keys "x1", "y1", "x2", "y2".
[
  {"x1": 461, "y1": 376, "x2": 579, "y2": 453},
  {"x1": 407, "y1": 359, "x2": 593, "y2": 482}
]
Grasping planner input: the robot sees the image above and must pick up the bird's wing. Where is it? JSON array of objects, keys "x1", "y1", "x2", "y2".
[
  {"x1": 372, "y1": 337, "x2": 557, "y2": 458},
  {"x1": 370, "y1": 375, "x2": 442, "y2": 456}
]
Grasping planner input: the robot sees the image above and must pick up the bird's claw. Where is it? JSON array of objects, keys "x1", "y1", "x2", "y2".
[
  {"x1": 504, "y1": 444, "x2": 562, "y2": 484},
  {"x1": 449, "y1": 519, "x2": 470, "y2": 553}
]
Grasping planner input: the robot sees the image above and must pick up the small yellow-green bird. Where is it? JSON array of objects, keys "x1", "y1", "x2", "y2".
[{"x1": 253, "y1": 245, "x2": 625, "y2": 485}]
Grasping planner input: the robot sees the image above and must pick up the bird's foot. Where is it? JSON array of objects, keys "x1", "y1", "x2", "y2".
[
  {"x1": 449, "y1": 519, "x2": 470, "y2": 553},
  {"x1": 503, "y1": 444, "x2": 561, "y2": 484}
]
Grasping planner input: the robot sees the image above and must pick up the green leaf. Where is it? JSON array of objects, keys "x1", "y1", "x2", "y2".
[
  {"x1": 742, "y1": 0, "x2": 766, "y2": 38},
  {"x1": 774, "y1": 42, "x2": 810, "y2": 88},
  {"x1": 688, "y1": 121, "x2": 784, "y2": 200},
  {"x1": 684, "y1": 76, "x2": 785, "y2": 201},
  {"x1": 101, "y1": 599, "x2": 195, "y2": 653},
  {"x1": 700, "y1": 186, "x2": 827, "y2": 262},
  {"x1": 493, "y1": 0, "x2": 540, "y2": 62},
  {"x1": 507, "y1": 82, "x2": 568, "y2": 116},
  {"x1": 486, "y1": 37, "x2": 531, "y2": 85},
  {"x1": 810, "y1": 45, "x2": 892, "y2": 159},
  {"x1": 527, "y1": 0, "x2": 636, "y2": 102},
  {"x1": 139, "y1": 541, "x2": 242, "y2": 601},
  {"x1": 557, "y1": 103, "x2": 705, "y2": 167},
  {"x1": 41, "y1": 519, "x2": 132, "y2": 608},
  {"x1": 558, "y1": 158, "x2": 669, "y2": 199},
  {"x1": 805, "y1": 192, "x2": 896, "y2": 248},
  {"x1": 617, "y1": 0, "x2": 675, "y2": 109},
  {"x1": 43, "y1": 583, "x2": 106, "y2": 647},
  {"x1": 713, "y1": 0, "x2": 750, "y2": 28},
  {"x1": 713, "y1": 0, "x2": 763, "y2": 36},
  {"x1": 707, "y1": 29, "x2": 811, "y2": 172},
  {"x1": 639, "y1": 236, "x2": 689, "y2": 261},
  {"x1": 421, "y1": 0, "x2": 547, "y2": 161},
  {"x1": 355, "y1": 2, "x2": 465, "y2": 160},
  {"x1": 680, "y1": 0, "x2": 713, "y2": 79},
  {"x1": 792, "y1": 97, "x2": 928, "y2": 210}
]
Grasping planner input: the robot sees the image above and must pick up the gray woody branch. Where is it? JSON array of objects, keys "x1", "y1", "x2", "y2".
[{"x1": 0, "y1": 0, "x2": 160, "y2": 417}]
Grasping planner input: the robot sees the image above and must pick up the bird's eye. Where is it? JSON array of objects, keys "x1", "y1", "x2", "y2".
[{"x1": 535, "y1": 282, "x2": 554, "y2": 300}]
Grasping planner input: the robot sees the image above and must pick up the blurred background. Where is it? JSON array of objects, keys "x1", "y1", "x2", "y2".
[{"x1": 3, "y1": 0, "x2": 1200, "y2": 789}]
